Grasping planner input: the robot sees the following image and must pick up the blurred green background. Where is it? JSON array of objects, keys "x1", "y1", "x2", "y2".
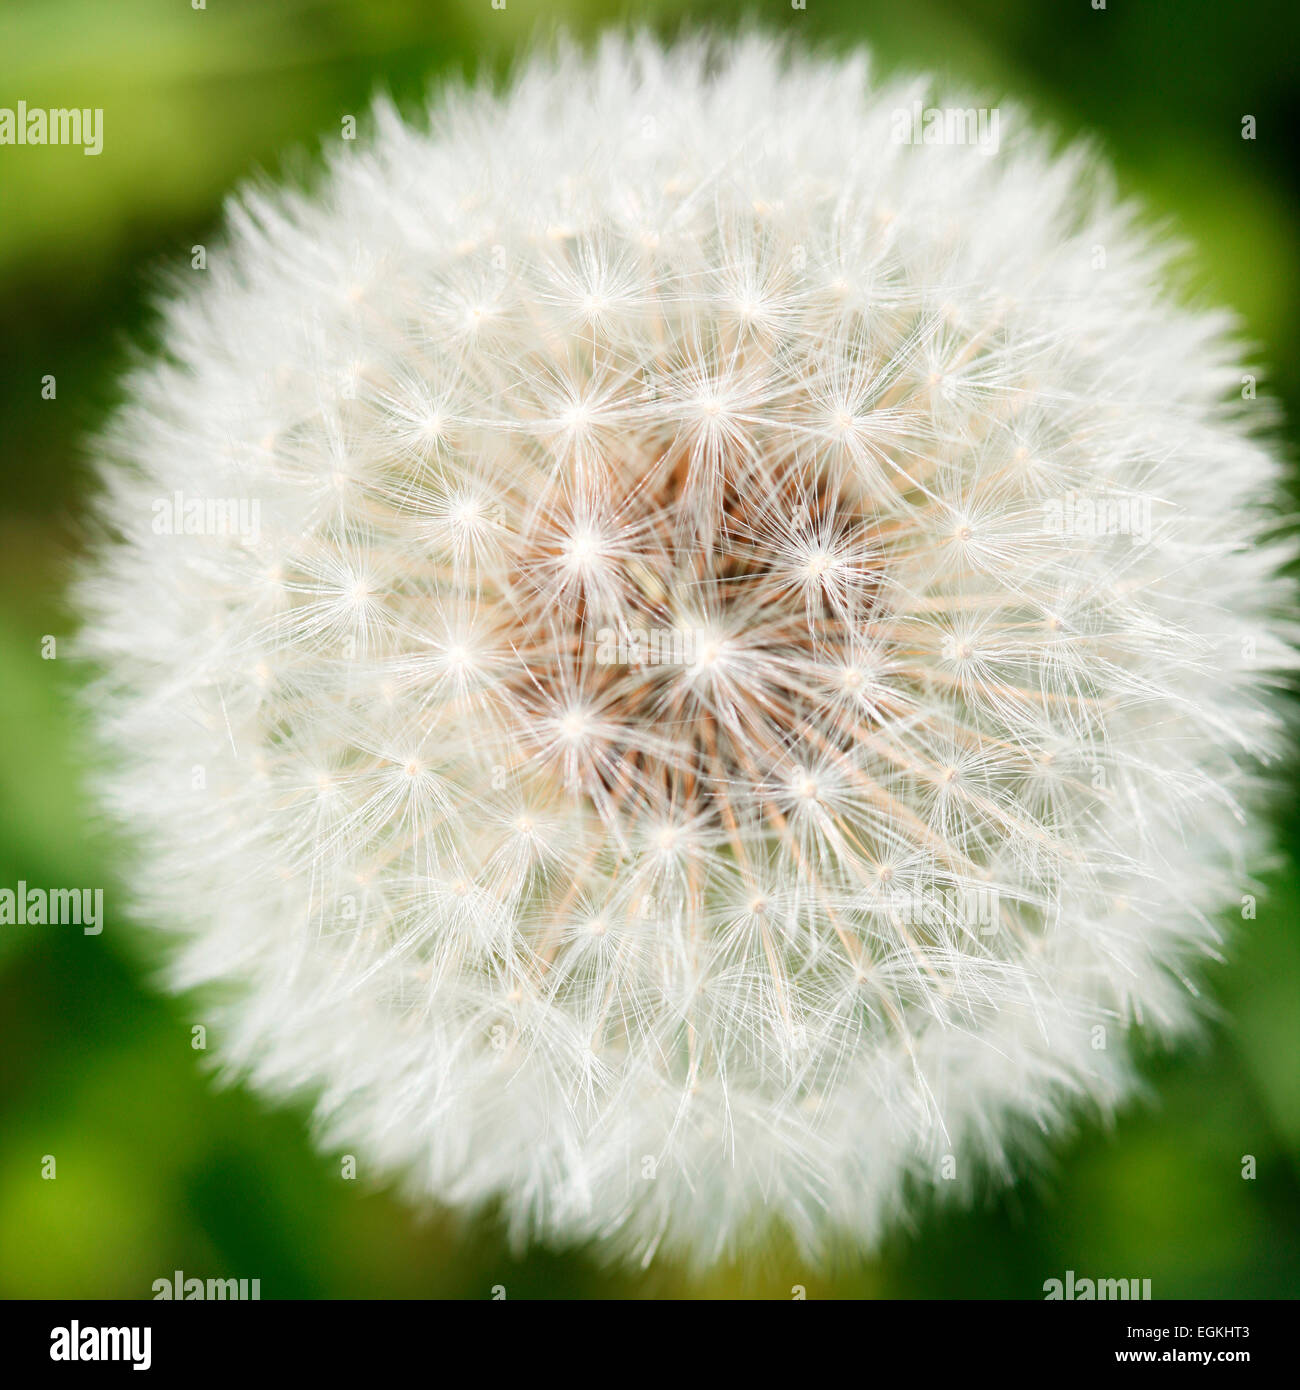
[{"x1": 2, "y1": 0, "x2": 1298, "y2": 1299}]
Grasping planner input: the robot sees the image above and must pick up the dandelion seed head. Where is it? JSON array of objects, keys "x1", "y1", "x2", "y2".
[{"x1": 78, "y1": 33, "x2": 1295, "y2": 1267}]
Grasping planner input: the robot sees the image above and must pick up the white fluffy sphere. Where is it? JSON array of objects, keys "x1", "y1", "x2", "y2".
[{"x1": 80, "y1": 34, "x2": 1294, "y2": 1265}]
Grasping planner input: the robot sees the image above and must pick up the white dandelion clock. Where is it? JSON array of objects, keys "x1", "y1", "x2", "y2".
[{"x1": 79, "y1": 34, "x2": 1295, "y2": 1265}]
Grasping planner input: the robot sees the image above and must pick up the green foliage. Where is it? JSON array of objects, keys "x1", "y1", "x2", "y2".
[{"x1": 2, "y1": 0, "x2": 1297, "y2": 1298}]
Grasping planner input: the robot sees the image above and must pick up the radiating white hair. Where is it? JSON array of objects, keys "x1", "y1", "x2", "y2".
[{"x1": 79, "y1": 33, "x2": 1295, "y2": 1267}]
